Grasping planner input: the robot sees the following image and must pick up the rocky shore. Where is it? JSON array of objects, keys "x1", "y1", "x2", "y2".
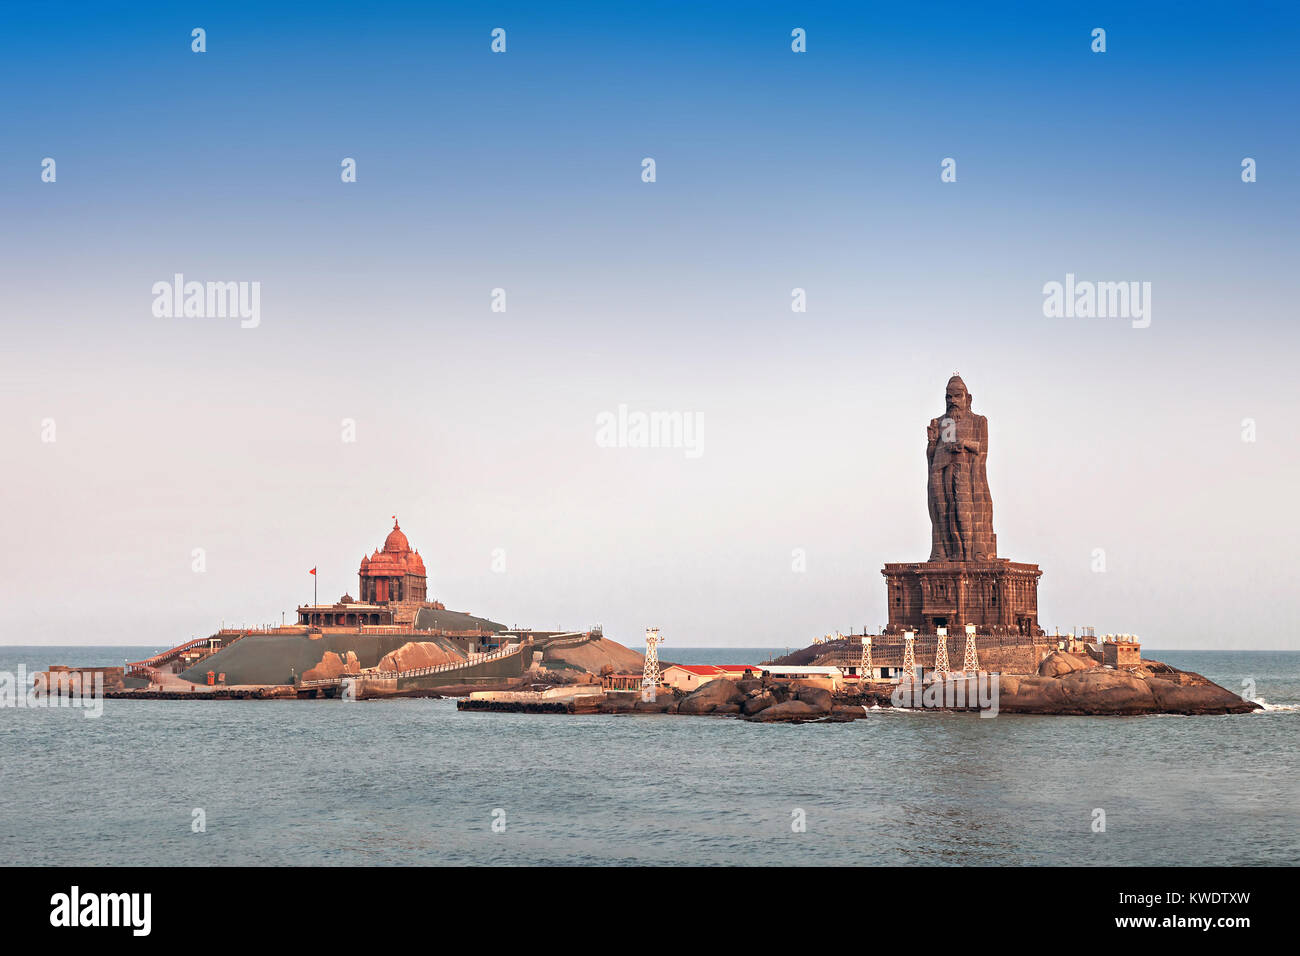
[
  {"x1": 596, "y1": 676, "x2": 883, "y2": 722},
  {"x1": 585, "y1": 650, "x2": 1260, "y2": 722},
  {"x1": 103, "y1": 686, "x2": 298, "y2": 700},
  {"x1": 996, "y1": 651, "x2": 1258, "y2": 716}
]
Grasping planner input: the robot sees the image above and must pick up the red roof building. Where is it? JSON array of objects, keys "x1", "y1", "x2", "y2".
[
  {"x1": 358, "y1": 518, "x2": 428, "y2": 605},
  {"x1": 661, "y1": 663, "x2": 760, "y2": 691}
]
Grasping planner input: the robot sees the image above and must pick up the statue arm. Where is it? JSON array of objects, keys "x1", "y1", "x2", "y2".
[{"x1": 959, "y1": 416, "x2": 987, "y2": 454}]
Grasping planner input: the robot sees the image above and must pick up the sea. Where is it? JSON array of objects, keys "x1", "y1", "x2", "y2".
[{"x1": 2, "y1": 646, "x2": 1297, "y2": 866}]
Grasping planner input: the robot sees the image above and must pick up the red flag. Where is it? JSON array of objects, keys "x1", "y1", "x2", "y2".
[{"x1": 309, "y1": 567, "x2": 316, "y2": 575}]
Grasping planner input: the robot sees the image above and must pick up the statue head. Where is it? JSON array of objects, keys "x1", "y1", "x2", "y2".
[{"x1": 945, "y1": 374, "x2": 971, "y2": 414}]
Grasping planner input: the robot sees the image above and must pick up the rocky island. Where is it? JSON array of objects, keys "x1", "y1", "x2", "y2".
[
  {"x1": 464, "y1": 374, "x2": 1261, "y2": 723},
  {"x1": 35, "y1": 376, "x2": 1261, "y2": 723}
]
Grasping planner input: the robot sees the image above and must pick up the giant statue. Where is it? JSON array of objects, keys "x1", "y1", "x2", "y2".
[
  {"x1": 926, "y1": 374, "x2": 997, "y2": 562},
  {"x1": 884, "y1": 373, "x2": 1040, "y2": 636}
]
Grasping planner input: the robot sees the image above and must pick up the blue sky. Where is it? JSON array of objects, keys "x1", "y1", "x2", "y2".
[{"x1": 2, "y1": 2, "x2": 1297, "y2": 648}]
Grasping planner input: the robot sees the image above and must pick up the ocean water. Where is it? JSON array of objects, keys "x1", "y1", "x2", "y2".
[{"x1": 2, "y1": 646, "x2": 1297, "y2": 866}]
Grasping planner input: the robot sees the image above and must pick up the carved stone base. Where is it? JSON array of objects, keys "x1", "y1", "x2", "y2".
[{"x1": 882, "y1": 559, "x2": 1043, "y2": 636}]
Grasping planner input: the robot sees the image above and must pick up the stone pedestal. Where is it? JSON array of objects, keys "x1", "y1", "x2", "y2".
[{"x1": 882, "y1": 559, "x2": 1043, "y2": 636}]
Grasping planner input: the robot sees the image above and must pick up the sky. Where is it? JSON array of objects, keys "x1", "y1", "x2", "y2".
[{"x1": 1, "y1": 2, "x2": 1297, "y2": 649}]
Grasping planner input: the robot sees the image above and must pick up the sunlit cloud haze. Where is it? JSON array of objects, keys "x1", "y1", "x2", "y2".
[{"x1": 2, "y1": 2, "x2": 1296, "y2": 649}]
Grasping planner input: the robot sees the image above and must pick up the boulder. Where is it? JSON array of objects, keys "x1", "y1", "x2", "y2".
[
  {"x1": 713, "y1": 703, "x2": 742, "y2": 715},
  {"x1": 1037, "y1": 651, "x2": 1097, "y2": 678},
  {"x1": 678, "y1": 678, "x2": 744, "y2": 715},
  {"x1": 742, "y1": 692, "x2": 778, "y2": 716},
  {"x1": 766, "y1": 682, "x2": 792, "y2": 703},
  {"x1": 1147, "y1": 677, "x2": 1259, "y2": 715},
  {"x1": 1000, "y1": 669, "x2": 1161, "y2": 715},
  {"x1": 634, "y1": 696, "x2": 677, "y2": 713},
  {"x1": 830, "y1": 704, "x2": 868, "y2": 721},
  {"x1": 301, "y1": 651, "x2": 360, "y2": 683},
  {"x1": 793, "y1": 685, "x2": 833, "y2": 712},
  {"x1": 1058, "y1": 669, "x2": 1157, "y2": 714},
  {"x1": 747, "y1": 699, "x2": 823, "y2": 723},
  {"x1": 997, "y1": 675, "x2": 1072, "y2": 713},
  {"x1": 375, "y1": 641, "x2": 460, "y2": 673}
]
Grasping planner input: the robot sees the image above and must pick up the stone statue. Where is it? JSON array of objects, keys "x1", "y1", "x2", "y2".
[{"x1": 927, "y1": 374, "x2": 997, "y2": 561}]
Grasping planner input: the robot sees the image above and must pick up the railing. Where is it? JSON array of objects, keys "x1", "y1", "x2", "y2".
[
  {"x1": 128, "y1": 627, "x2": 276, "y2": 676},
  {"x1": 299, "y1": 642, "x2": 525, "y2": 688},
  {"x1": 125, "y1": 663, "x2": 161, "y2": 682},
  {"x1": 127, "y1": 636, "x2": 216, "y2": 671},
  {"x1": 809, "y1": 633, "x2": 1050, "y2": 668},
  {"x1": 539, "y1": 631, "x2": 591, "y2": 650}
]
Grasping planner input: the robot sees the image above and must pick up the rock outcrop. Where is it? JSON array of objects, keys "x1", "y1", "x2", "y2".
[
  {"x1": 1037, "y1": 650, "x2": 1097, "y2": 678},
  {"x1": 374, "y1": 642, "x2": 461, "y2": 674},
  {"x1": 544, "y1": 636, "x2": 644, "y2": 674},
  {"x1": 678, "y1": 679, "x2": 745, "y2": 715},
  {"x1": 791, "y1": 684, "x2": 833, "y2": 712},
  {"x1": 748, "y1": 699, "x2": 822, "y2": 722},
  {"x1": 301, "y1": 651, "x2": 360, "y2": 683},
  {"x1": 741, "y1": 683, "x2": 835, "y2": 722},
  {"x1": 742, "y1": 691, "x2": 778, "y2": 716},
  {"x1": 1146, "y1": 675, "x2": 1257, "y2": 714},
  {"x1": 595, "y1": 654, "x2": 1262, "y2": 723},
  {"x1": 634, "y1": 696, "x2": 677, "y2": 713},
  {"x1": 999, "y1": 667, "x2": 1259, "y2": 716},
  {"x1": 830, "y1": 704, "x2": 869, "y2": 721}
]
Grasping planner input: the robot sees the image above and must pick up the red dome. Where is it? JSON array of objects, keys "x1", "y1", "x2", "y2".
[{"x1": 383, "y1": 519, "x2": 410, "y2": 554}]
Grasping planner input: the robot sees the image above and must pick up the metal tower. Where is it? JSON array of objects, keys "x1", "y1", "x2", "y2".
[
  {"x1": 963, "y1": 623, "x2": 980, "y2": 674},
  {"x1": 934, "y1": 626, "x2": 950, "y2": 678},
  {"x1": 860, "y1": 635, "x2": 872, "y2": 682},
  {"x1": 642, "y1": 627, "x2": 663, "y2": 694},
  {"x1": 902, "y1": 630, "x2": 917, "y2": 683}
]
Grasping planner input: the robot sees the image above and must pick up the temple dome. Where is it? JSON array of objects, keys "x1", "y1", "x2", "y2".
[{"x1": 383, "y1": 519, "x2": 410, "y2": 554}]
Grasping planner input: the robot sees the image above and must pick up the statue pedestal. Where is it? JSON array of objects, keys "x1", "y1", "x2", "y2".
[{"x1": 882, "y1": 559, "x2": 1043, "y2": 636}]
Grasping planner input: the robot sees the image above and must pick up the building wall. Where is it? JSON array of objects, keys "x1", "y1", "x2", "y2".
[
  {"x1": 1103, "y1": 643, "x2": 1141, "y2": 667},
  {"x1": 662, "y1": 667, "x2": 719, "y2": 692},
  {"x1": 882, "y1": 560, "x2": 1043, "y2": 635}
]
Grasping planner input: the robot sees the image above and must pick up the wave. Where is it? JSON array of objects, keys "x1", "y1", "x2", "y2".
[{"x1": 1254, "y1": 698, "x2": 1300, "y2": 712}]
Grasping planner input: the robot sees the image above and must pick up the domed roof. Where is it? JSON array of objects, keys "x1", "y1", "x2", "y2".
[
  {"x1": 383, "y1": 518, "x2": 410, "y2": 554},
  {"x1": 358, "y1": 517, "x2": 427, "y2": 583}
]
